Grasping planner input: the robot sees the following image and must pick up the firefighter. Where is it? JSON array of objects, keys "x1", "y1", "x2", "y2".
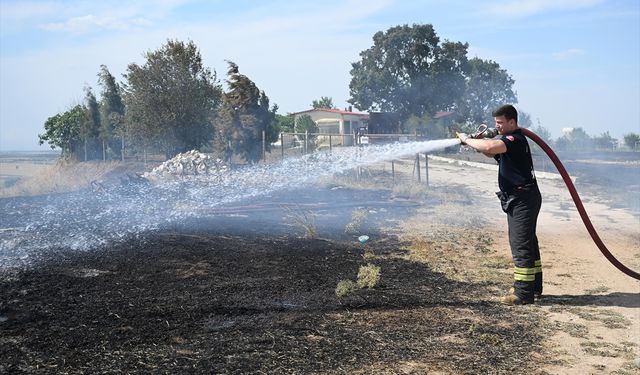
[{"x1": 458, "y1": 104, "x2": 542, "y2": 305}]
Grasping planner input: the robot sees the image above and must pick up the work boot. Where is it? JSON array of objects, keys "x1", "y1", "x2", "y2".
[
  {"x1": 509, "y1": 287, "x2": 542, "y2": 300},
  {"x1": 500, "y1": 293, "x2": 533, "y2": 306},
  {"x1": 534, "y1": 291, "x2": 543, "y2": 300}
]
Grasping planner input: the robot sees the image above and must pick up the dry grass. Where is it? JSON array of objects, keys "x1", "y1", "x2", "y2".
[
  {"x1": 551, "y1": 307, "x2": 632, "y2": 329},
  {"x1": 345, "y1": 208, "x2": 369, "y2": 235},
  {"x1": 283, "y1": 206, "x2": 318, "y2": 238},
  {"x1": 0, "y1": 160, "x2": 142, "y2": 197}
]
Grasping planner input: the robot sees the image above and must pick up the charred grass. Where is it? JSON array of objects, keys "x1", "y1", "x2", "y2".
[
  {"x1": 1, "y1": 229, "x2": 546, "y2": 374},
  {"x1": 0, "y1": 172, "x2": 552, "y2": 374}
]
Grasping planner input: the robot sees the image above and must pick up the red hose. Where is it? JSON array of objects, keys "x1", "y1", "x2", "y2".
[{"x1": 521, "y1": 127, "x2": 640, "y2": 280}]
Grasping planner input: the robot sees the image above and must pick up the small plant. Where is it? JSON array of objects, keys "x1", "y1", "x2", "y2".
[
  {"x1": 345, "y1": 208, "x2": 368, "y2": 234},
  {"x1": 283, "y1": 205, "x2": 317, "y2": 238},
  {"x1": 335, "y1": 279, "x2": 358, "y2": 298},
  {"x1": 335, "y1": 263, "x2": 382, "y2": 302},
  {"x1": 357, "y1": 263, "x2": 381, "y2": 289}
]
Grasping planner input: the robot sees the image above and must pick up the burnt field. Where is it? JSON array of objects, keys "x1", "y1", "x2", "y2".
[{"x1": 0, "y1": 185, "x2": 546, "y2": 374}]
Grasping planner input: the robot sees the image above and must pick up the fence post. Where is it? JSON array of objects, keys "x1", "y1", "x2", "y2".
[
  {"x1": 424, "y1": 152, "x2": 429, "y2": 187},
  {"x1": 262, "y1": 130, "x2": 266, "y2": 162},
  {"x1": 391, "y1": 160, "x2": 395, "y2": 184},
  {"x1": 280, "y1": 133, "x2": 284, "y2": 159},
  {"x1": 304, "y1": 131, "x2": 308, "y2": 155},
  {"x1": 329, "y1": 135, "x2": 332, "y2": 153},
  {"x1": 415, "y1": 153, "x2": 421, "y2": 183}
]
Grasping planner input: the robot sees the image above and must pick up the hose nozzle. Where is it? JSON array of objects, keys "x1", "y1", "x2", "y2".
[{"x1": 473, "y1": 124, "x2": 498, "y2": 139}]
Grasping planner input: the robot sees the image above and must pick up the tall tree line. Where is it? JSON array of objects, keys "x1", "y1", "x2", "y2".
[
  {"x1": 40, "y1": 24, "x2": 548, "y2": 161},
  {"x1": 348, "y1": 23, "x2": 518, "y2": 133},
  {"x1": 39, "y1": 40, "x2": 277, "y2": 162}
]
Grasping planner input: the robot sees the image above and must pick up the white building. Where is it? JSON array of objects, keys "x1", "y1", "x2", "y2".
[{"x1": 291, "y1": 108, "x2": 369, "y2": 146}]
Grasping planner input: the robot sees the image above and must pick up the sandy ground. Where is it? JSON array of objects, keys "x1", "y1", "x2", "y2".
[{"x1": 424, "y1": 155, "x2": 640, "y2": 374}]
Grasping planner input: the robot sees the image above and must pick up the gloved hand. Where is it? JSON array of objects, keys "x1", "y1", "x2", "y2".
[{"x1": 457, "y1": 132, "x2": 470, "y2": 145}]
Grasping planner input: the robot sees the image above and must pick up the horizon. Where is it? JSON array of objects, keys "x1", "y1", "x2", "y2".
[{"x1": 1, "y1": 0, "x2": 639, "y2": 151}]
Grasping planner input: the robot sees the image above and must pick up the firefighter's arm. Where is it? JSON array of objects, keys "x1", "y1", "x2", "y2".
[{"x1": 458, "y1": 133, "x2": 506, "y2": 156}]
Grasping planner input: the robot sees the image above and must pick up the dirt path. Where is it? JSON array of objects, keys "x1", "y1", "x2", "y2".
[{"x1": 424, "y1": 156, "x2": 640, "y2": 374}]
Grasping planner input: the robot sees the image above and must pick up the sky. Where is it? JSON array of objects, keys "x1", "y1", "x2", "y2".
[{"x1": 1, "y1": 0, "x2": 639, "y2": 151}]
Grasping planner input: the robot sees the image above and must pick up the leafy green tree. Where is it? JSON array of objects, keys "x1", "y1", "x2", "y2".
[
  {"x1": 274, "y1": 113, "x2": 294, "y2": 133},
  {"x1": 623, "y1": 133, "x2": 640, "y2": 150},
  {"x1": 529, "y1": 123, "x2": 552, "y2": 143},
  {"x1": 82, "y1": 86, "x2": 102, "y2": 161},
  {"x1": 124, "y1": 39, "x2": 223, "y2": 158},
  {"x1": 215, "y1": 61, "x2": 277, "y2": 163},
  {"x1": 349, "y1": 24, "x2": 469, "y2": 123},
  {"x1": 527, "y1": 121, "x2": 553, "y2": 154},
  {"x1": 593, "y1": 131, "x2": 617, "y2": 150},
  {"x1": 312, "y1": 96, "x2": 334, "y2": 109},
  {"x1": 403, "y1": 113, "x2": 445, "y2": 138},
  {"x1": 518, "y1": 111, "x2": 532, "y2": 128},
  {"x1": 38, "y1": 105, "x2": 86, "y2": 157},
  {"x1": 97, "y1": 65, "x2": 125, "y2": 160},
  {"x1": 294, "y1": 115, "x2": 317, "y2": 133},
  {"x1": 294, "y1": 114, "x2": 318, "y2": 151},
  {"x1": 556, "y1": 127, "x2": 593, "y2": 151},
  {"x1": 457, "y1": 58, "x2": 517, "y2": 125}
]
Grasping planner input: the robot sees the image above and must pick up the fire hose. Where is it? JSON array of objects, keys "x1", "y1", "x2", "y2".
[{"x1": 473, "y1": 126, "x2": 640, "y2": 281}]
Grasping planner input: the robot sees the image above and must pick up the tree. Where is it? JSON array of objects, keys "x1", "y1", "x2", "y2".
[
  {"x1": 349, "y1": 24, "x2": 469, "y2": 124},
  {"x1": 294, "y1": 114, "x2": 318, "y2": 151},
  {"x1": 97, "y1": 65, "x2": 125, "y2": 160},
  {"x1": 593, "y1": 131, "x2": 617, "y2": 150},
  {"x1": 294, "y1": 115, "x2": 318, "y2": 133},
  {"x1": 215, "y1": 61, "x2": 277, "y2": 163},
  {"x1": 403, "y1": 113, "x2": 445, "y2": 138},
  {"x1": 623, "y1": 132, "x2": 640, "y2": 150},
  {"x1": 456, "y1": 58, "x2": 517, "y2": 126},
  {"x1": 275, "y1": 113, "x2": 294, "y2": 133},
  {"x1": 38, "y1": 105, "x2": 86, "y2": 157},
  {"x1": 556, "y1": 127, "x2": 592, "y2": 151},
  {"x1": 81, "y1": 86, "x2": 102, "y2": 161},
  {"x1": 528, "y1": 121, "x2": 553, "y2": 154},
  {"x1": 123, "y1": 39, "x2": 223, "y2": 158},
  {"x1": 311, "y1": 96, "x2": 334, "y2": 109},
  {"x1": 529, "y1": 123, "x2": 552, "y2": 143}
]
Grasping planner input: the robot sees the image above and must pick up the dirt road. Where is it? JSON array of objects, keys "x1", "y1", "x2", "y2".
[{"x1": 421, "y1": 156, "x2": 640, "y2": 374}]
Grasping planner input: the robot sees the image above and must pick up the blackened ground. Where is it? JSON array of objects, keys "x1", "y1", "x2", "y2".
[
  {"x1": 1, "y1": 239, "x2": 544, "y2": 374},
  {"x1": 0, "y1": 186, "x2": 545, "y2": 374}
]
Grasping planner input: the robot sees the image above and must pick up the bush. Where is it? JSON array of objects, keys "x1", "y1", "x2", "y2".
[
  {"x1": 357, "y1": 263, "x2": 381, "y2": 289},
  {"x1": 335, "y1": 279, "x2": 358, "y2": 298}
]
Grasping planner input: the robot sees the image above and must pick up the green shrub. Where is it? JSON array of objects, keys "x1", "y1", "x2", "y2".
[
  {"x1": 357, "y1": 263, "x2": 381, "y2": 289},
  {"x1": 335, "y1": 279, "x2": 358, "y2": 298}
]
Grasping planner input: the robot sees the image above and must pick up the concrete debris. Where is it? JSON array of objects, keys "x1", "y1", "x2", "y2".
[{"x1": 144, "y1": 150, "x2": 229, "y2": 179}]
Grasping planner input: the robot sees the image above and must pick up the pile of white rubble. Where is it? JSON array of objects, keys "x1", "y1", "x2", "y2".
[{"x1": 144, "y1": 150, "x2": 229, "y2": 179}]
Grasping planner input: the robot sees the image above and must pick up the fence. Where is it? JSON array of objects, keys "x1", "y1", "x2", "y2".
[{"x1": 265, "y1": 131, "x2": 433, "y2": 185}]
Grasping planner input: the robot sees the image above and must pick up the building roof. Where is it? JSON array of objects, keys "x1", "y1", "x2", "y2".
[{"x1": 291, "y1": 108, "x2": 369, "y2": 118}]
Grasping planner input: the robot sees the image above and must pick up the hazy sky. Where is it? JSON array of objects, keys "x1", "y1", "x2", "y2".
[{"x1": 1, "y1": 0, "x2": 639, "y2": 151}]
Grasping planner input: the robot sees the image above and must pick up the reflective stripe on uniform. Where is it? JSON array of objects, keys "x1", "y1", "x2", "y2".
[
  {"x1": 514, "y1": 266, "x2": 536, "y2": 281},
  {"x1": 535, "y1": 259, "x2": 542, "y2": 274}
]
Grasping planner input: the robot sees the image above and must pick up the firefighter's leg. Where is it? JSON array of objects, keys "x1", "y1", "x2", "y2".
[
  {"x1": 531, "y1": 189, "x2": 543, "y2": 296},
  {"x1": 507, "y1": 195, "x2": 538, "y2": 303},
  {"x1": 533, "y1": 235, "x2": 543, "y2": 296}
]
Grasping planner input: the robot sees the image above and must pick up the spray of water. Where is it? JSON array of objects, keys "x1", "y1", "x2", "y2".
[{"x1": 0, "y1": 138, "x2": 460, "y2": 269}]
